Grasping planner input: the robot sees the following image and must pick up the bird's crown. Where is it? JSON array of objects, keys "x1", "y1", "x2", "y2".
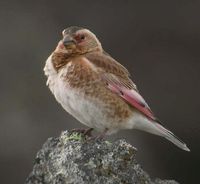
[{"x1": 62, "y1": 26, "x2": 84, "y2": 36}]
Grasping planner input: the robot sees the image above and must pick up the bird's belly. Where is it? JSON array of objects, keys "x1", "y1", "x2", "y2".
[{"x1": 52, "y1": 79, "x2": 119, "y2": 133}]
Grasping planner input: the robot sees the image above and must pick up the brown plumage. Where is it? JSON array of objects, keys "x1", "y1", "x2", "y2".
[
  {"x1": 44, "y1": 26, "x2": 190, "y2": 151},
  {"x1": 52, "y1": 53, "x2": 133, "y2": 121}
]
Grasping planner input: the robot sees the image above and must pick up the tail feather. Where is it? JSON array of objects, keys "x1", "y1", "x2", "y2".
[
  {"x1": 133, "y1": 114, "x2": 190, "y2": 151},
  {"x1": 155, "y1": 123, "x2": 190, "y2": 152}
]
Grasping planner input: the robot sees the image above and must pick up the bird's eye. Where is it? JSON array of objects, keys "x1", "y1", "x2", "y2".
[
  {"x1": 80, "y1": 35, "x2": 85, "y2": 40},
  {"x1": 74, "y1": 34, "x2": 86, "y2": 43}
]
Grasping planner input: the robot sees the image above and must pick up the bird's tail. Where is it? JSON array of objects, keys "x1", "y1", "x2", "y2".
[
  {"x1": 133, "y1": 115, "x2": 190, "y2": 151},
  {"x1": 154, "y1": 122, "x2": 190, "y2": 152}
]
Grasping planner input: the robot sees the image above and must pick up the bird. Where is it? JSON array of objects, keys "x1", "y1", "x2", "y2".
[{"x1": 44, "y1": 26, "x2": 190, "y2": 151}]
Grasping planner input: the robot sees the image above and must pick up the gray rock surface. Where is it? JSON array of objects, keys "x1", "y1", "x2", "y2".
[{"x1": 25, "y1": 130, "x2": 179, "y2": 184}]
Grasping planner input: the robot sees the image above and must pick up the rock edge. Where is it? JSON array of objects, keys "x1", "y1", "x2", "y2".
[{"x1": 25, "y1": 130, "x2": 179, "y2": 184}]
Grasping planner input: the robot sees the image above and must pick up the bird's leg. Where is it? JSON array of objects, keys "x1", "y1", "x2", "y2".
[
  {"x1": 92, "y1": 128, "x2": 108, "y2": 141},
  {"x1": 83, "y1": 128, "x2": 93, "y2": 137}
]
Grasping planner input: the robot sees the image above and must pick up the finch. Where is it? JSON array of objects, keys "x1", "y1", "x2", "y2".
[{"x1": 44, "y1": 26, "x2": 190, "y2": 151}]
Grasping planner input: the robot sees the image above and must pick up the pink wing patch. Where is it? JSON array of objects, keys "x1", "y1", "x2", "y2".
[{"x1": 104, "y1": 75, "x2": 156, "y2": 121}]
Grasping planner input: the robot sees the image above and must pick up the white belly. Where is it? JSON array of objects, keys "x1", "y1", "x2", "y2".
[{"x1": 54, "y1": 79, "x2": 120, "y2": 133}]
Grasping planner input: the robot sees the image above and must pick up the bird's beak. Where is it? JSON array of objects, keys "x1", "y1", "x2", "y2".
[{"x1": 62, "y1": 36, "x2": 76, "y2": 48}]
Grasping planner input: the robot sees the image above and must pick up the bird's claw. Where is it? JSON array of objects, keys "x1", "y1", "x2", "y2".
[{"x1": 88, "y1": 128, "x2": 108, "y2": 141}]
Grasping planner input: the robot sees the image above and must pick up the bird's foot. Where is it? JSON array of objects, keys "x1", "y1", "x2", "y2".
[
  {"x1": 89, "y1": 128, "x2": 108, "y2": 141},
  {"x1": 83, "y1": 128, "x2": 93, "y2": 137}
]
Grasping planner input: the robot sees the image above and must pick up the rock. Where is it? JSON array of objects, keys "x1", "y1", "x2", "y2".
[{"x1": 25, "y1": 130, "x2": 179, "y2": 184}]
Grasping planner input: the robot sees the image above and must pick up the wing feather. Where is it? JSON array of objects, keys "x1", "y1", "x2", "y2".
[{"x1": 85, "y1": 51, "x2": 157, "y2": 121}]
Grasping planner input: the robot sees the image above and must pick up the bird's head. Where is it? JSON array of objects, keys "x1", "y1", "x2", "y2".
[{"x1": 55, "y1": 26, "x2": 102, "y2": 55}]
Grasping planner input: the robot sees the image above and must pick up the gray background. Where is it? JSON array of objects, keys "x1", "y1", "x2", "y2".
[{"x1": 0, "y1": 0, "x2": 199, "y2": 183}]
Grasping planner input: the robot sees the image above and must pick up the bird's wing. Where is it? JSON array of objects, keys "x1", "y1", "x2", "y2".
[{"x1": 85, "y1": 52, "x2": 157, "y2": 121}]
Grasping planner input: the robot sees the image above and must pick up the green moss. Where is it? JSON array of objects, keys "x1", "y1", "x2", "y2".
[
  {"x1": 60, "y1": 132, "x2": 83, "y2": 144},
  {"x1": 105, "y1": 140, "x2": 112, "y2": 145},
  {"x1": 69, "y1": 132, "x2": 83, "y2": 140}
]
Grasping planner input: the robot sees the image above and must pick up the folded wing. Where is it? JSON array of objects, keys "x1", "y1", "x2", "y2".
[{"x1": 86, "y1": 51, "x2": 157, "y2": 121}]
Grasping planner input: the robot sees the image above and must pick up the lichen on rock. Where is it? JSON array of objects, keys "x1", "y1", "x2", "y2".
[{"x1": 25, "y1": 130, "x2": 179, "y2": 184}]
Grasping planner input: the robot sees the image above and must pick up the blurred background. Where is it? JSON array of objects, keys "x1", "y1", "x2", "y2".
[{"x1": 0, "y1": 0, "x2": 199, "y2": 183}]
